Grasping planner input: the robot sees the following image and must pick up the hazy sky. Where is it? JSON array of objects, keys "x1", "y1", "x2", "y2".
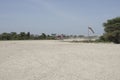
[{"x1": 0, "y1": 0, "x2": 120, "y2": 35}]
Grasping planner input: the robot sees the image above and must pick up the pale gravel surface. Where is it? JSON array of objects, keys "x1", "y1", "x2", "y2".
[{"x1": 0, "y1": 40, "x2": 120, "y2": 80}]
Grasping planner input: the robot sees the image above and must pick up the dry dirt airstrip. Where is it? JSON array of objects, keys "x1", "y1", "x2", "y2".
[{"x1": 0, "y1": 40, "x2": 120, "y2": 80}]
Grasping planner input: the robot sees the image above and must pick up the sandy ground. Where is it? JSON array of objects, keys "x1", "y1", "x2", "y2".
[{"x1": 0, "y1": 40, "x2": 120, "y2": 80}]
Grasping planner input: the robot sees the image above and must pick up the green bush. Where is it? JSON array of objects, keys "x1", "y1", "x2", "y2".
[{"x1": 100, "y1": 17, "x2": 120, "y2": 44}]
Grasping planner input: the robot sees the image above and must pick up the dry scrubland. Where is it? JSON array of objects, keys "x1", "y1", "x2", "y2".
[{"x1": 0, "y1": 40, "x2": 120, "y2": 80}]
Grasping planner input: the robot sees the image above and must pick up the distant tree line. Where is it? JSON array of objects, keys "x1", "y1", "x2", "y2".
[
  {"x1": 0, "y1": 32, "x2": 88, "y2": 40},
  {"x1": 0, "y1": 32, "x2": 56, "y2": 40}
]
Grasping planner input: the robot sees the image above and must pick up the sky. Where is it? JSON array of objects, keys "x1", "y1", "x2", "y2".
[{"x1": 0, "y1": 0, "x2": 120, "y2": 35}]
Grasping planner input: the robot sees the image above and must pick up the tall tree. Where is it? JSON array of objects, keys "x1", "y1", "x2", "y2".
[
  {"x1": 26, "y1": 32, "x2": 30, "y2": 39},
  {"x1": 19, "y1": 32, "x2": 26, "y2": 40},
  {"x1": 11, "y1": 32, "x2": 17, "y2": 40},
  {"x1": 40, "y1": 33, "x2": 47, "y2": 39},
  {"x1": 100, "y1": 17, "x2": 120, "y2": 43},
  {"x1": 1, "y1": 33, "x2": 11, "y2": 40}
]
